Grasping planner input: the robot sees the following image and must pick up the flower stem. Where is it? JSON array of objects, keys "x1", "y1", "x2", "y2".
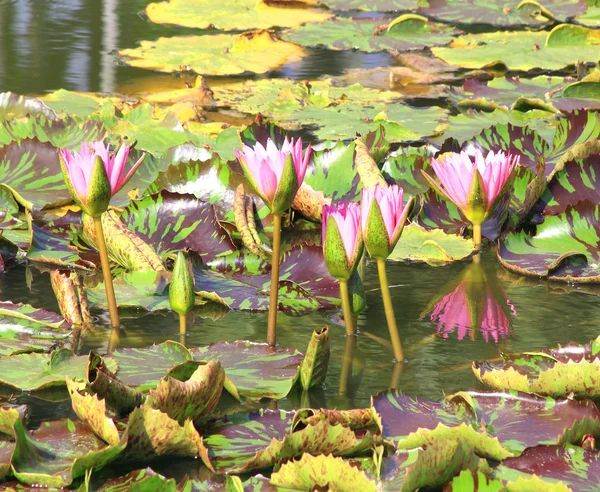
[
  {"x1": 473, "y1": 222, "x2": 482, "y2": 250},
  {"x1": 93, "y1": 215, "x2": 120, "y2": 329},
  {"x1": 376, "y1": 258, "x2": 404, "y2": 362},
  {"x1": 390, "y1": 361, "x2": 404, "y2": 389},
  {"x1": 339, "y1": 279, "x2": 356, "y2": 336},
  {"x1": 179, "y1": 314, "x2": 187, "y2": 346},
  {"x1": 267, "y1": 212, "x2": 282, "y2": 347}
]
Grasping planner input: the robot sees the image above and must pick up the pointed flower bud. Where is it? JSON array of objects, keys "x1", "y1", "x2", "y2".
[
  {"x1": 169, "y1": 252, "x2": 195, "y2": 316},
  {"x1": 361, "y1": 184, "x2": 413, "y2": 260},
  {"x1": 322, "y1": 202, "x2": 363, "y2": 281},
  {"x1": 234, "y1": 137, "x2": 311, "y2": 213},
  {"x1": 423, "y1": 150, "x2": 519, "y2": 226},
  {"x1": 58, "y1": 141, "x2": 146, "y2": 217}
]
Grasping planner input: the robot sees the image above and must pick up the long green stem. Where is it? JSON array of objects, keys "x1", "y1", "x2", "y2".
[
  {"x1": 390, "y1": 361, "x2": 403, "y2": 389},
  {"x1": 376, "y1": 258, "x2": 404, "y2": 362},
  {"x1": 267, "y1": 212, "x2": 282, "y2": 346},
  {"x1": 179, "y1": 313, "x2": 187, "y2": 346},
  {"x1": 93, "y1": 216, "x2": 120, "y2": 329},
  {"x1": 339, "y1": 279, "x2": 356, "y2": 336}
]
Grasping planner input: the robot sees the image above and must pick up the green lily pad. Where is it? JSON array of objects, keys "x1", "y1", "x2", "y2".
[
  {"x1": 282, "y1": 15, "x2": 458, "y2": 53},
  {"x1": 388, "y1": 223, "x2": 475, "y2": 265},
  {"x1": 318, "y1": 0, "x2": 417, "y2": 11},
  {"x1": 96, "y1": 468, "x2": 179, "y2": 492},
  {"x1": 432, "y1": 24, "x2": 600, "y2": 71},
  {"x1": 212, "y1": 79, "x2": 447, "y2": 142},
  {"x1": 106, "y1": 341, "x2": 193, "y2": 391},
  {"x1": 27, "y1": 224, "x2": 93, "y2": 271},
  {"x1": 120, "y1": 190, "x2": 235, "y2": 261},
  {"x1": 145, "y1": 0, "x2": 332, "y2": 30},
  {"x1": 193, "y1": 340, "x2": 303, "y2": 400},
  {"x1": 473, "y1": 337, "x2": 600, "y2": 398},
  {"x1": 0, "y1": 348, "x2": 117, "y2": 392},
  {"x1": 40, "y1": 89, "x2": 119, "y2": 119},
  {"x1": 119, "y1": 31, "x2": 305, "y2": 76},
  {"x1": 0, "y1": 92, "x2": 59, "y2": 121},
  {"x1": 0, "y1": 301, "x2": 71, "y2": 356},
  {"x1": 419, "y1": 0, "x2": 586, "y2": 26}
]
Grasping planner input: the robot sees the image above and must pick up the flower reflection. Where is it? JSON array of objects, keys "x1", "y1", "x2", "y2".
[{"x1": 425, "y1": 263, "x2": 517, "y2": 342}]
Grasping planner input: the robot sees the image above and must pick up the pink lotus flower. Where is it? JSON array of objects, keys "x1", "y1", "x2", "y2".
[
  {"x1": 424, "y1": 150, "x2": 519, "y2": 225},
  {"x1": 322, "y1": 202, "x2": 363, "y2": 280},
  {"x1": 58, "y1": 141, "x2": 145, "y2": 215},
  {"x1": 234, "y1": 137, "x2": 311, "y2": 213},
  {"x1": 428, "y1": 266, "x2": 516, "y2": 343},
  {"x1": 361, "y1": 184, "x2": 412, "y2": 259}
]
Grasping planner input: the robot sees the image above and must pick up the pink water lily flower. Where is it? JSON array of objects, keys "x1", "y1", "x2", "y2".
[
  {"x1": 234, "y1": 137, "x2": 311, "y2": 213},
  {"x1": 322, "y1": 202, "x2": 363, "y2": 280},
  {"x1": 424, "y1": 150, "x2": 519, "y2": 225},
  {"x1": 361, "y1": 184, "x2": 412, "y2": 259},
  {"x1": 58, "y1": 141, "x2": 145, "y2": 215}
]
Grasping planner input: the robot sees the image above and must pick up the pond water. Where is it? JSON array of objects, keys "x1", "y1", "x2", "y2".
[{"x1": 1, "y1": 0, "x2": 599, "y2": 448}]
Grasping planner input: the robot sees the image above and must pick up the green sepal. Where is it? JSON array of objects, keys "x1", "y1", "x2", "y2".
[
  {"x1": 85, "y1": 156, "x2": 112, "y2": 217},
  {"x1": 169, "y1": 252, "x2": 195, "y2": 315},
  {"x1": 465, "y1": 169, "x2": 488, "y2": 226},
  {"x1": 324, "y1": 215, "x2": 363, "y2": 281},
  {"x1": 364, "y1": 198, "x2": 391, "y2": 260},
  {"x1": 271, "y1": 153, "x2": 299, "y2": 213}
]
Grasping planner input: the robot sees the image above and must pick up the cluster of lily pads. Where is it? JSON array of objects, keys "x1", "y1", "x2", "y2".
[{"x1": 2, "y1": 0, "x2": 600, "y2": 489}]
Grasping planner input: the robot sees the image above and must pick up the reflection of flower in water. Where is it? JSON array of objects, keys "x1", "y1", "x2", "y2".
[{"x1": 427, "y1": 264, "x2": 517, "y2": 342}]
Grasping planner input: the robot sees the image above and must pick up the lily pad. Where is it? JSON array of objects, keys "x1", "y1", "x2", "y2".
[
  {"x1": 0, "y1": 349, "x2": 117, "y2": 392},
  {"x1": 145, "y1": 0, "x2": 332, "y2": 30},
  {"x1": 119, "y1": 31, "x2": 304, "y2": 76},
  {"x1": 120, "y1": 191, "x2": 235, "y2": 262},
  {"x1": 388, "y1": 223, "x2": 475, "y2": 265},
  {"x1": 498, "y1": 201, "x2": 600, "y2": 282},
  {"x1": 419, "y1": 0, "x2": 586, "y2": 26},
  {"x1": 282, "y1": 15, "x2": 458, "y2": 53},
  {"x1": 473, "y1": 337, "x2": 600, "y2": 398},
  {"x1": 106, "y1": 341, "x2": 193, "y2": 391},
  {"x1": 0, "y1": 301, "x2": 71, "y2": 356},
  {"x1": 432, "y1": 24, "x2": 600, "y2": 71},
  {"x1": 192, "y1": 340, "x2": 303, "y2": 400},
  {"x1": 320, "y1": 0, "x2": 416, "y2": 11}
]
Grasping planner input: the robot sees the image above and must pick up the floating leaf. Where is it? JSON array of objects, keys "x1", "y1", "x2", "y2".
[
  {"x1": 192, "y1": 340, "x2": 303, "y2": 400},
  {"x1": 96, "y1": 468, "x2": 179, "y2": 492},
  {"x1": 106, "y1": 341, "x2": 193, "y2": 391},
  {"x1": 498, "y1": 201, "x2": 600, "y2": 282},
  {"x1": 282, "y1": 15, "x2": 457, "y2": 53},
  {"x1": 388, "y1": 223, "x2": 475, "y2": 265},
  {"x1": 299, "y1": 327, "x2": 330, "y2": 391},
  {"x1": 120, "y1": 190, "x2": 235, "y2": 262},
  {"x1": 0, "y1": 349, "x2": 117, "y2": 392},
  {"x1": 473, "y1": 337, "x2": 600, "y2": 398},
  {"x1": 0, "y1": 301, "x2": 71, "y2": 356},
  {"x1": 420, "y1": 0, "x2": 586, "y2": 26},
  {"x1": 145, "y1": 0, "x2": 332, "y2": 30},
  {"x1": 433, "y1": 23, "x2": 600, "y2": 72},
  {"x1": 320, "y1": 0, "x2": 415, "y2": 11},
  {"x1": 27, "y1": 223, "x2": 93, "y2": 270},
  {"x1": 270, "y1": 454, "x2": 377, "y2": 491},
  {"x1": 119, "y1": 31, "x2": 304, "y2": 76}
]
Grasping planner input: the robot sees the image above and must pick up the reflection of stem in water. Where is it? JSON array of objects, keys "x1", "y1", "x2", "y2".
[
  {"x1": 376, "y1": 258, "x2": 404, "y2": 362},
  {"x1": 338, "y1": 335, "x2": 356, "y2": 396},
  {"x1": 267, "y1": 212, "x2": 282, "y2": 347},
  {"x1": 339, "y1": 279, "x2": 356, "y2": 336},
  {"x1": 179, "y1": 313, "x2": 187, "y2": 346},
  {"x1": 106, "y1": 325, "x2": 120, "y2": 354},
  {"x1": 93, "y1": 216, "x2": 120, "y2": 329},
  {"x1": 389, "y1": 361, "x2": 404, "y2": 389}
]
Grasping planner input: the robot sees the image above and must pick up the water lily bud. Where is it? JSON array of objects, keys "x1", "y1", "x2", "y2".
[
  {"x1": 322, "y1": 202, "x2": 363, "y2": 280},
  {"x1": 361, "y1": 184, "x2": 413, "y2": 259},
  {"x1": 234, "y1": 137, "x2": 311, "y2": 213},
  {"x1": 169, "y1": 252, "x2": 195, "y2": 315}
]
